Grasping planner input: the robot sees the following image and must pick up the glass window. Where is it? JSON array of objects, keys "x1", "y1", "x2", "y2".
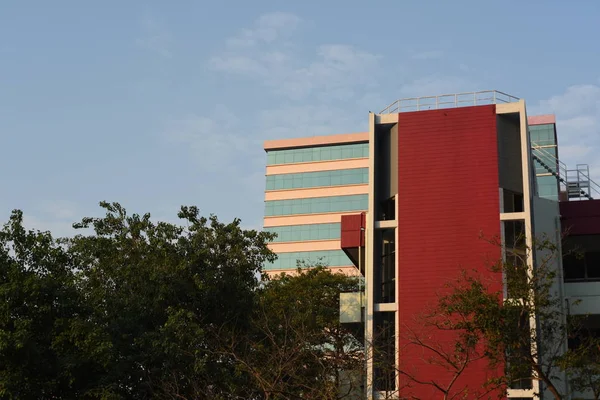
[
  {"x1": 264, "y1": 195, "x2": 368, "y2": 216},
  {"x1": 265, "y1": 168, "x2": 368, "y2": 191},
  {"x1": 564, "y1": 251, "x2": 600, "y2": 282},
  {"x1": 586, "y1": 252, "x2": 600, "y2": 279},
  {"x1": 536, "y1": 175, "x2": 559, "y2": 201},
  {"x1": 266, "y1": 143, "x2": 368, "y2": 165},
  {"x1": 264, "y1": 223, "x2": 341, "y2": 242},
  {"x1": 530, "y1": 124, "x2": 556, "y2": 147},
  {"x1": 263, "y1": 250, "x2": 352, "y2": 270}
]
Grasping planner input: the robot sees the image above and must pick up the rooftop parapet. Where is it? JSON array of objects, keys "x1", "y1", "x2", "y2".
[{"x1": 380, "y1": 90, "x2": 519, "y2": 114}]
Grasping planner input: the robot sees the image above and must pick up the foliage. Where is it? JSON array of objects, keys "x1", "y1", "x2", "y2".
[
  {"x1": 216, "y1": 265, "x2": 363, "y2": 400},
  {"x1": 68, "y1": 202, "x2": 275, "y2": 399},
  {"x1": 397, "y1": 234, "x2": 600, "y2": 400},
  {"x1": 0, "y1": 210, "x2": 86, "y2": 398},
  {"x1": 0, "y1": 203, "x2": 361, "y2": 399},
  {"x1": 1, "y1": 202, "x2": 276, "y2": 399},
  {"x1": 559, "y1": 323, "x2": 600, "y2": 400},
  {"x1": 391, "y1": 280, "x2": 496, "y2": 400}
]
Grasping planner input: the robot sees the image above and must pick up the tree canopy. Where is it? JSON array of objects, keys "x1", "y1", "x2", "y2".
[{"x1": 0, "y1": 202, "x2": 361, "y2": 400}]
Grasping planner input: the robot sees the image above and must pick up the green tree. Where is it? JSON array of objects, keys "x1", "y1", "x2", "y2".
[
  {"x1": 217, "y1": 265, "x2": 363, "y2": 400},
  {"x1": 0, "y1": 202, "x2": 276, "y2": 399},
  {"x1": 0, "y1": 210, "x2": 90, "y2": 398},
  {"x1": 399, "y1": 234, "x2": 600, "y2": 400},
  {"x1": 1, "y1": 202, "x2": 367, "y2": 399},
  {"x1": 67, "y1": 202, "x2": 275, "y2": 399},
  {"x1": 560, "y1": 321, "x2": 600, "y2": 400}
]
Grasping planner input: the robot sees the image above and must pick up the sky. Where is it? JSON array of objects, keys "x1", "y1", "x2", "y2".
[{"x1": 1, "y1": 1, "x2": 600, "y2": 236}]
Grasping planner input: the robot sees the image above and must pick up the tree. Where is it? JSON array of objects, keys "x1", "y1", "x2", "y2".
[
  {"x1": 216, "y1": 265, "x2": 363, "y2": 400},
  {"x1": 395, "y1": 234, "x2": 600, "y2": 400},
  {"x1": 0, "y1": 210, "x2": 89, "y2": 398},
  {"x1": 1, "y1": 202, "x2": 366, "y2": 399},
  {"x1": 390, "y1": 290, "x2": 498, "y2": 400},
  {"x1": 67, "y1": 202, "x2": 275, "y2": 399},
  {"x1": 0, "y1": 202, "x2": 276, "y2": 399},
  {"x1": 560, "y1": 320, "x2": 600, "y2": 400}
]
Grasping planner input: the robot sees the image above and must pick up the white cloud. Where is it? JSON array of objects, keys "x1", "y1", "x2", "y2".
[
  {"x1": 135, "y1": 14, "x2": 172, "y2": 58},
  {"x1": 185, "y1": 12, "x2": 485, "y2": 227},
  {"x1": 536, "y1": 84, "x2": 600, "y2": 118},
  {"x1": 209, "y1": 12, "x2": 381, "y2": 101},
  {"x1": 258, "y1": 104, "x2": 366, "y2": 140},
  {"x1": 165, "y1": 106, "x2": 256, "y2": 170},
  {"x1": 531, "y1": 83, "x2": 600, "y2": 183},
  {"x1": 277, "y1": 45, "x2": 381, "y2": 100},
  {"x1": 399, "y1": 75, "x2": 474, "y2": 98},
  {"x1": 20, "y1": 201, "x2": 85, "y2": 238},
  {"x1": 209, "y1": 52, "x2": 283, "y2": 77},
  {"x1": 225, "y1": 12, "x2": 301, "y2": 48},
  {"x1": 558, "y1": 144, "x2": 592, "y2": 160},
  {"x1": 199, "y1": 12, "x2": 479, "y2": 178},
  {"x1": 458, "y1": 63, "x2": 471, "y2": 72}
]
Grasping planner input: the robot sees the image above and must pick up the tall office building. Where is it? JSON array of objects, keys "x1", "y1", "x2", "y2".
[
  {"x1": 263, "y1": 133, "x2": 369, "y2": 274},
  {"x1": 262, "y1": 90, "x2": 600, "y2": 399}
]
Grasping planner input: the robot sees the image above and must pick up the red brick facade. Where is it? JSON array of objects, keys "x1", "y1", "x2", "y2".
[{"x1": 396, "y1": 105, "x2": 504, "y2": 398}]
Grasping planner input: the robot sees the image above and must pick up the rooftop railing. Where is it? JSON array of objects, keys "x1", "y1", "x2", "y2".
[{"x1": 379, "y1": 90, "x2": 519, "y2": 114}]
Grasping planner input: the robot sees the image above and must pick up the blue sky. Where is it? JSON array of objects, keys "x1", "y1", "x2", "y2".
[{"x1": 1, "y1": 1, "x2": 600, "y2": 235}]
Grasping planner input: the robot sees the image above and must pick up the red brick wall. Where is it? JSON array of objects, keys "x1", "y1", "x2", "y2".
[{"x1": 396, "y1": 105, "x2": 503, "y2": 398}]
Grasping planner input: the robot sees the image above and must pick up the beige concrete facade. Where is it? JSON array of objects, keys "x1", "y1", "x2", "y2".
[
  {"x1": 263, "y1": 212, "x2": 348, "y2": 227},
  {"x1": 266, "y1": 158, "x2": 368, "y2": 175},
  {"x1": 264, "y1": 132, "x2": 368, "y2": 150},
  {"x1": 265, "y1": 184, "x2": 368, "y2": 201},
  {"x1": 268, "y1": 239, "x2": 342, "y2": 253}
]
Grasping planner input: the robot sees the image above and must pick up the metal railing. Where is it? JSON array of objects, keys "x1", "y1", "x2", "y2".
[
  {"x1": 531, "y1": 143, "x2": 600, "y2": 200},
  {"x1": 567, "y1": 164, "x2": 600, "y2": 199},
  {"x1": 531, "y1": 143, "x2": 568, "y2": 179},
  {"x1": 379, "y1": 90, "x2": 519, "y2": 114}
]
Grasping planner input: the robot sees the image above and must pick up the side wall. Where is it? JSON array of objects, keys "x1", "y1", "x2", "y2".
[
  {"x1": 396, "y1": 105, "x2": 503, "y2": 398},
  {"x1": 532, "y1": 196, "x2": 568, "y2": 398},
  {"x1": 497, "y1": 114, "x2": 524, "y2": 195},
  {"x1": 560, "y1": 199, "x2": 600, "y2": 236}
]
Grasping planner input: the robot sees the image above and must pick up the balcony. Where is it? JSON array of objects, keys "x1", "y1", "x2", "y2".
[{"x1": 340, "y1": 213, "x2": 366, "y2": 275}]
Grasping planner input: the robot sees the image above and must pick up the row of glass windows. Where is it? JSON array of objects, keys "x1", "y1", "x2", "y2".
[
  {"x1": 264, "y1": 194, "x2": 368, "y2": 216},
  {"x1": 564, "y1": 251, "x2": 600, "y2": 281},
  {"x1": 264, "y1": 223, "x2": 341, "y2": 242},
  {"x1": 530, "y1": 125, "x2": 557, "y2": 146},
  {"x1": 264, "y1": 250, "x2": 352, "y2": 270},
  {"x1": 265, "y1": 168, "x2": 368, "y2": 191},
  {"x1": 266, "y1": 143, "x2": 368, "y2": 165}
]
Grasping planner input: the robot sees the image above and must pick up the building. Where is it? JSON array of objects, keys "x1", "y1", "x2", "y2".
[
  {"x1": 262, "y1": 90, "x2": 600, "y2": 399},
  {"x1": 263, "y1": 133, "x2": 369, "y2": 274}
]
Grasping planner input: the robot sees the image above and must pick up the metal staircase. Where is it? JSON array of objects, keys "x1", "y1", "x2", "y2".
[{"x1": 531, "y1": 144, "x2": 600, "y2": 200}]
